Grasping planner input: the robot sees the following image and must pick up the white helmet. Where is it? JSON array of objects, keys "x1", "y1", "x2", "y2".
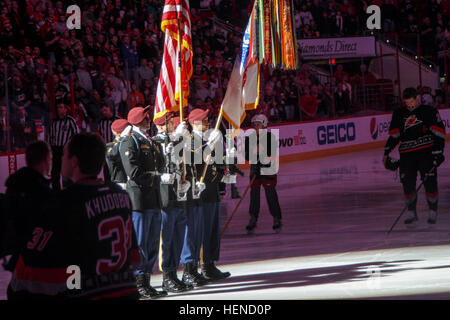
[{"x1": 251, "y1": 114, "x2": 268, "y2": 128}]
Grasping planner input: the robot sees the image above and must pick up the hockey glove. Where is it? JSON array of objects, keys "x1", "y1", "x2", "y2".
[{"x1": 384, "y1": 156, "x2": 400, "y2": 171}]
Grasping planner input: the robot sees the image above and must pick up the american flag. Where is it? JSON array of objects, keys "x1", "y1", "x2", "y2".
[{"x1": 154, "y1": 0, "x2": 193, "y2": 121}]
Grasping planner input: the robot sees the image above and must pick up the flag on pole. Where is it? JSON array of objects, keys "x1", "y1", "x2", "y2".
[
  {"x1": 221, "y1": 6, "x2": 260, "y2": 135},
  {"x1": 154, "y1": 0, "x2": 193, "y2": 121}
]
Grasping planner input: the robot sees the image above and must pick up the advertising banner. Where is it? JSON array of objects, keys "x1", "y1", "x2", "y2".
[{"x1": 298, "y1": 36, "x2": 377, "y2": 60}]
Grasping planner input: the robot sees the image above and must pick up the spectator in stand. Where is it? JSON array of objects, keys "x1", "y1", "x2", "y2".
[
  {"x1": 129, "y1": 82, "x2": 145, "y2": 110},
  {"x1": 334, "y1": 81, "x2": 351, "y2": 115},
  {"x1": 76, "y1": 61, "x2": 93, "y2": 93},
  {"x1": 11, "y1": 77, "x2": 31, "y2": 116},
  {"x1": 120, "y1": 35, "x2": 139, "y2": 78},
  {"x1": 194, "y1": 79, "x2": 212, "y2": 102},
  {"x1": 352, "y1": 64, "x2": 377, "y2": 86},
  {"x1": 334, "y1": 64, "x2": 349, "y2": 83},
  {"x1": 137, "y1": 58, "x2": 154, "y2": 88},
  {"x1": 316, "y1": 83, "x2": 331, "y2": 119},
  {"x1": 300, "y1": 86, "x2": 319, "y2": 120},
  {"x1": 420, "y1": 17, "x2": 435, "y2": 58},
  {"x1": 381, "y1": 0, "x2": 397, "y2": 34},
  {"x1": 342, "y1": 74, "x2": 352, "y2": 102},
  {"x1": 11, "y1": 106, "x2": 37, "y2": 151}
]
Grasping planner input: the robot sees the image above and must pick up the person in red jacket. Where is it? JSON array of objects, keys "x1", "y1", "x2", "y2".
[{"x1": 300, "y1": 86, "x2": 319, "y2": 120}]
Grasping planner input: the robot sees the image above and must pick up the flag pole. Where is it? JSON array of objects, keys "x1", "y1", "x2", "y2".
[
  {"x1": 178, "y1": 18, "x2": 187, "y2": 180},
  {"x1": 199, "y1": 107, "x2": 223, "y2": 183},
  {"x1": 177, "y1": 18, "x2": 184, "y2": 122}
]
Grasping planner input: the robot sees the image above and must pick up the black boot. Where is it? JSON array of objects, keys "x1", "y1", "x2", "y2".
[
  {"x1": 246, "y1": 215, "x2": 257, "y2": 232},
  {"x1": 231, "y1": 185, "x2": 241, "y2": 199},
  {"x1": 136, "y1": 274, "x2": 154, "y2": 300},
  {"x1": 201, "y1": 262, "x2": 231, "y2": 281},
  {"x1": 182, "y1": 263, "x2": 209, "y2": 287},
  {"x1": 163, "y1": 271, "x2": 193, "y2": 293},
  {"x1": 145, "y1": 273, "x2": 168, "y2": 298}
]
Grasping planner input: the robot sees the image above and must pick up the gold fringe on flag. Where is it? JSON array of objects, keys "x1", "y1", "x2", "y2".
[{"x1": 257, "y1": 0, "x2": 298, "y2": 70}]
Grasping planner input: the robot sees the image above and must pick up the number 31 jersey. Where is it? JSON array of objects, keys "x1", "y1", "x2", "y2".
[{"x1": 8, "y1": 181, "x2": 141, "y2": 300}]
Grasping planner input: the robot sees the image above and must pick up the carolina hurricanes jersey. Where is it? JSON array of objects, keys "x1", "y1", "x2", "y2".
[
  {"x1": 8, "y1": 181, "x2": 140, "y2": 300},
  {"x1": 384, "y1": 105, "x2": 446, "y2": 155}
]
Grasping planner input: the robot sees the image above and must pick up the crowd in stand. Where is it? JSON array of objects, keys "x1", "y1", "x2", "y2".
[{"x1": 0, "y1": 0, "x2": 449, "y2": 152}]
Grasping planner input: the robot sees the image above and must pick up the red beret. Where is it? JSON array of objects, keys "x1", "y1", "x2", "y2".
[
  {"x1": 111, "y1": 119, "x2": 130, "y2": 134},
  {"x1": 127, "y1": 106, "x2": 151, "y2": 125},
  {"x1": 154, "y1": 112, "x2": 174, "y2": 126},
  {"x1": 188, "y1": 108, "x2": 209, "y2": 124}
]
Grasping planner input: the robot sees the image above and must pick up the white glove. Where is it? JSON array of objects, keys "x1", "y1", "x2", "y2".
[
  {"x1": 160, "y1": 173, "x2": 175, "y2": 184},
  {"x1": 195, "y1": 181, "x2": 206, "y2": 194},
  {"x1": 226, "y1": 147, "x2": 237, "y2": 159},
  {"x1": 207, "y1": 129, "x2": 221, "y2": 147},
  {"x1": 165, "y1": 142, "x2": 174, "y2": 155},
  {"x1": 175, "y1": 121, "x2": 190, "y2": 138},
  {"x1": 221, "y1": 174, "x2": 237, "y2": 184},
  {"x1": 178, "y1": 180, "x2": 191, "y2": 193}
]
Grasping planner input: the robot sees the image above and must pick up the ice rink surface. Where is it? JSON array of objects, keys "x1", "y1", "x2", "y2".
[{"x1": 2, "y1": 146, "x2": 450, "y2": 300}]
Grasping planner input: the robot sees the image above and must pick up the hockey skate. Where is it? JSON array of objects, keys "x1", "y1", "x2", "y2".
[
  {"x1": 246, "y1": 216, "x2": 257, "y2": 234},
  {"x1": 427, "y1": 210, "x2": 437, "y2": 225},
  {"x1": 404, "y1": 210, "x2": 418, "y2": 226},
  {"x1": 273, "y1": 218, "x2": 282, "y2": 233},
  {"x1": 231, "y1": 185, "x2": 241, "y2": 199}
]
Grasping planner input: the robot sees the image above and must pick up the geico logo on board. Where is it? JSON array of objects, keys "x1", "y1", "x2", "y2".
[{"x1": 317, "y1": 122, "x2": 356, "y2": 145}]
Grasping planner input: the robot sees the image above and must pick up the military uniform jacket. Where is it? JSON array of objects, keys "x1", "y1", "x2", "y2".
[
  {"x1": 119, "y1": 130, "x2": 165, "y2": 211},
  {"x1": 153, "y1": 132, "x2": 186, "y2": 209},
  {"x1": 105, "y1": 138, "x2": 127, "y2": 184},
  {"x1": 190, "y1": 131, "x2": 223, "y2": 203},
  {"x1": 385, "y1": 105, "x2": 446, "y2": 155}
]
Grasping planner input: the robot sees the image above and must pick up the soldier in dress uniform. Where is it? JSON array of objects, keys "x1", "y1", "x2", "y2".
[
  {"x1": 178, "y1": 108, "x2": 212, "y2": 287},
  {"x1": 152, "y1": 112, "x2": 194, "y2": 292},
  {"x1": 192, "y1": 110, "x2": 231, "y2": 281},
  {"x1": 105, "y1": 119, "x2": 130, "y2": 190},
  {"x1": 119, "y1": 106, "x2": 168, "y2": 300}
]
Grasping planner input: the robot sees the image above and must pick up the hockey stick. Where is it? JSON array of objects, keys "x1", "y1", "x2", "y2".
[
  {"x1": 220, "y1": 175, "x2": 256, "y2": 237},
  {"x1": 386, "y1": 166, "x2": 436, "y2": 236}
]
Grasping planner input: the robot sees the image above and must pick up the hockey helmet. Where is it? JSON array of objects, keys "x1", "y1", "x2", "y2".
[{"x1": 251, "y1": 114, "x2": 268, "y2": 128}]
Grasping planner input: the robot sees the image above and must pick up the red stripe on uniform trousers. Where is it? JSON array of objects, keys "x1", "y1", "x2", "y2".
[{"x1": 15, "y1": 255, "x2": 68, "y2": 284}]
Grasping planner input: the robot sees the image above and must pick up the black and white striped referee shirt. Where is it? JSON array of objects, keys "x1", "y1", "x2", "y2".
[
  {"x1": 48, "y1": 115, "x2": 79, "y2": 147},
  {"x1": 98, "y1": 116, "x2": 120, "y2": 143}
]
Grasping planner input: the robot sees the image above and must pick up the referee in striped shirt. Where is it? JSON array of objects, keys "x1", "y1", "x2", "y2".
[
  {"x1": 48, "y1": 101, "x2": 79, "y2": 190},
  {"x1": 98, "y1": 105, "x2": 119, "y2": 144},
  {"x1": 98, "y1": 104, "x2": 120, "y2": 183}
]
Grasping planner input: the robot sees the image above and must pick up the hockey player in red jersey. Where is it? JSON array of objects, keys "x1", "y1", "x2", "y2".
[
  {"x1": 383, "y1": 87, "x2": 446, "y2": 226},
  {"x1": 7, "y1": 133, "x2": 141, "y2": 300}
]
